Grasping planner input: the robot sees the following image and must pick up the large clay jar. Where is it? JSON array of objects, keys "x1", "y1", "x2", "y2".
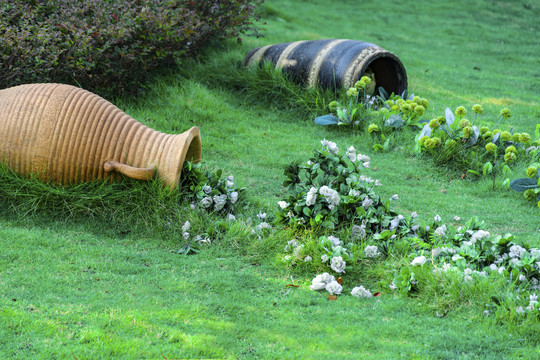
[
  {"x1": 0, "y1": 83, "x2": 202, "y2": 189},
  {"x1": 244, "y1": 39, "x2": 407, "y2": 95}
]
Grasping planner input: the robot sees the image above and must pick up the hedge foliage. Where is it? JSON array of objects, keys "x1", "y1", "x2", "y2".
[{"x1": 0, "y1": 0, "x2": 262, "y2": 96}]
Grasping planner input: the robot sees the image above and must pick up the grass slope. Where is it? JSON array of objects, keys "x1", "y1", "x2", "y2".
[{"x1": 1, "y1": 0, "x2": 540, "y2": 358}]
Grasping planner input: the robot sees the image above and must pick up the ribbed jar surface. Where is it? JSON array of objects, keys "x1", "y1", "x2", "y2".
[
  {"x1": 244, "y1": 39, "x2": 407, "y2": 94},
  {"x1": 0, "y1": 83, "x2": 201, "y2": 187}
]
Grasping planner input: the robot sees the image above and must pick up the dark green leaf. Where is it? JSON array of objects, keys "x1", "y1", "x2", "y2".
[{"x1": 509, "y1": 178, "x2": 538, "y2": 192}]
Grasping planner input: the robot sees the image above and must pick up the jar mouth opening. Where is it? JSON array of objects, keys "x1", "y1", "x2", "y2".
[{"x1": 358, "y1": 53, "x2": 407, "y2": 96}]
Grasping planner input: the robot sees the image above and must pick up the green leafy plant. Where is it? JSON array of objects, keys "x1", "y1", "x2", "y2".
[
  {"x1": 415, "y1": 104, "x2": 538, "y2": 182},
  {"x1": 179, "y1": 161, "x2": 246, "y2": 216},
  {"x1": 0, "y1": 0, "x2": 263, "y2": 96},
  {"x1": 313, "y1": 76, "x2": 374, "y2": 127},
  {"x1": 510, "y1": 162, "x2": 540, "y2": 207},
  {"x1": 276, "y1": 140, "x2": 413, "y2": 236}
]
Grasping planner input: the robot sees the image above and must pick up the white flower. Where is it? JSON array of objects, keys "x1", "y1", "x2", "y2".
[
  {"x1": 256, "y1": 222, "x2": 272, "y2": 231},
  {"x1": 464, "y1": 275, "x2": 474, "y2": 283},
  {"x1": 453, "y1": 216, "x2": 461, "y2": 221},
  {"x1": 362, "y1": 197, "x2": 373, "y2": 210},
  {"x1": 349, "y1": 189, "x2": 360, "y2": 197},
  {"x1": 389, "y1": 282, "x2": 397, "y2": 290},
  {"x1": 411, "y1": 256, "x2": 427, "y2": 266},
  {"x1": 351, "y1": 286, "x2": 373, "y2": 298},
  {"x1": 411, "y1": 225, "x2": 420, "y2": 232},
  {"x1": 190, "y1": 203, "x2": 196, "y2": 210},
  {"x1": 374, "y1": 180, "x2": 382, "y2": 186},
  {"x1": 257, "y1": 211, "x2": 267, "y2": 221},
  {"x1": 230, "y1": 191, "x2": 238, "y2": 204},
  {"x1": 347, "y1": 146, "x2": 356, "y2": 162},
  {"x1": 213, "y1": 194, "x2": 228, "y2": 211},
  {"x1": 530, "y1": 249, "x2": 540, "y2": 260},
  {"x1": 321, "y1": 254, "x2": 329, "y2": 263},
  {"x1": 226, "y1": 175, "x2": 234, "y2": 188},
  {"x1": 325, "y1": 280, "x2": 343, "y2": 295},
  {"x1": 519, "y1": 274, "x2": 527, "y2": 282},
  {"x1": 283, "y1": 255, "x2": 292, "y2": 261},
  {"x1": 352, "y1": 224, "x2": 366, "y2": 239},
  {"x1": 516, "y1": 306, "x2": 525, "y2": 314},
  {"x1": 309, "y1": 272, "x2": 335, "y2": 291},
  {"x1": 411, "y1": 211, "x2": 418, "y2": 219},
  {"x1": 357, "y1": 154, "x2": 370, "y2": 162},
  {"x1": 330, "y1": 256, "x2": 346, "y2": 273},
  {"x1": 182, "y1": 221, "x2": 191, "y2": 233},
  {"x1": 328, "y1": 236, "x2": 341, "y2": 247},
  {"x1": 321, "y1": 139, "x2": 339, "y2": 155},
  {"x1": 182, "y1": 232, "x2": 190, "y2": 240},
  {"x1": 452, "y1": 254, "x2": 462, "y2": 262},
  {"x1": 390, "y1": 194, "x2": 399, "y2": 201},
  {"x1": 509, "y1": 245, "x2": 526, "y2": 259},
  {"x1": 194, "y1": 235, "x2": 211, "y2": 244},
  {"x1": 530, "y1": 293, "x2": 538, "y2": 304},
  {"x1": 470, "y1": 230, "x2": 490, "y2": 243},
  {"x1": 319, "y1": 186, "x2": 340, "y2": 208},
  {"x1": 304, "y1": 255, "x2": 312, "y2": 262},
  {"x1": 277, "y1": 201, "x2": 289, "y2": 209},
  {"x1": 434, "y1": 225, "x2": 447, "y2": 237},
  {"x1": 464, "y1": 268, "x2": 473, "y2": 276},
  {"x1": 203, "y1": 185, "x2": 212, "y2": 194},
  {"x1": 498, "y1": 266, "x2": 506, "y2": 274},
  {"x1": 434, "y1": 214, "x2": 441, "y2": 222},
  {"x1": 306, "y1": 186, "x2": 318, "y2": 206},
  {"x1": 489, "y1": 264, "x2": 498, "y2": 271},
  {"x1": 362, "y1": 161, "x2": 370, "y2": 168},
  {"x1": 364, "y1": 245, "x2": 379, "y2": 258},
  {"x1": 200, "y1": 196, "x2": 213, "y2": 209},
  {"x1": 389, "y1": 215, "x2": 404, "y2": 230},
  {"x1": 284, "y1": 239, "x2": 299, "y2": 252},
  {"x1": 227, "y1": 214, "x2": 236, "y2": 221}
]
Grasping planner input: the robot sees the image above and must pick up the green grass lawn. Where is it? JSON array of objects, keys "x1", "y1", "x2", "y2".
[{"x1": 1, "y1": 0, "x2": 540, "y2": 358}]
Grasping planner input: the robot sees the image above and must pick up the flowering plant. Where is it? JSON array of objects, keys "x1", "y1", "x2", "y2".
[
  {"x1": 276, "y1": 140, "x2": 412, "y2": 235},
  {"x1": 415, "y1": 104, "x2": 539, "y2": 182},
  {"x1": 180, "y1": 162, "x2": 246, "y2": 215},
  {"x1": 510, "y1": 161, "x2": 540, "y2": 207},
  {"x1": 313, "y1": 76, "x2": 375, "y2": 128}
]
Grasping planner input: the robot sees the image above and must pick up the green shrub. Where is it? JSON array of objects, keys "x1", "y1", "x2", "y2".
[{"x1": 0, "y1": 0, "x2": 262, "y2": 96}]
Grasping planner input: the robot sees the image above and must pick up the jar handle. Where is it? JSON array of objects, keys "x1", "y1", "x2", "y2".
[{"x1": 103, "y1": 161, "x2": 155, "y2": 180}]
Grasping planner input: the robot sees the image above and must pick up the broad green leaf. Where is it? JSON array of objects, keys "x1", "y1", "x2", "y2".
[
  {"x1": 314, "y1": 114, "x2": 339, "y2": 126},
  {"x1": 509, "y1": 178, "x2": 538, "y2": 192}
]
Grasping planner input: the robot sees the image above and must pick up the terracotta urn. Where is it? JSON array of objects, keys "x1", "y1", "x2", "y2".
[{"x1": 0, "y1": 83, "x2": 202, "y2": 189}]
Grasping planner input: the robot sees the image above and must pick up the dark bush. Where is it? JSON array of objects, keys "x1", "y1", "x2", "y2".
[{"x1": 0, "y1": 0, "x2": 263, "y2": 97}]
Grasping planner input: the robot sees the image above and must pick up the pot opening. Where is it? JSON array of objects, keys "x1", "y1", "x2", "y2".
[{"x1": 361, "y1": 55, "x2": 407, "y2": 96}]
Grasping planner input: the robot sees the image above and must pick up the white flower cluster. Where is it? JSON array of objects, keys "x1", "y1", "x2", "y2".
[
  {"x1": 330, "y1": 256, "x2": 346, "y2": 273},
  {"x1": 277, "y1": 201, "x2": 289, "y2": 209},
  {"x1": 359, "y1": 175, "x2": 382, "y2": 186},
  {"x1": 306, "y1": 186, "x2": 318, "y2": 206},
  {"x1": 351, "y1": 285, "x2": 373, "y2": 298},
  {"x1": 434, "y1": 225, "x2": 447, "y2": 237},
  {"x1": 411, "y1": 256, "x2": 427, "y2": 266},
  {"x1": 516, "y1": 293, "x2": 539, "y2": 314},
  {"x1": 319, "y1": 186, "x2": 340, "y2": 209},
  {"x1": 364, "y1": 245, "x2": 379, "y2": 258},
  {"x1": 321, "y1": 139, "x2": 339, "y2": 155},
  {"x1": 310, "y1": 272, "x2": 341, "y2": 295},
  {"x1": 181, "y1": 221, "x2": 211, "y2": 245},
  {"x1": 352, "y1": 224, "x2": 366, "y2": 239}
]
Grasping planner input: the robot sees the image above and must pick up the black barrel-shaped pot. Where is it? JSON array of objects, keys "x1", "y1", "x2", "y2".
[{"x1": 243, "y1": 39, "x2": 407, "y2": 95}]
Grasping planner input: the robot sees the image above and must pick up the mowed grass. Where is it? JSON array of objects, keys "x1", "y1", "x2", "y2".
[{"x1": 1, "y1": 0, "x2": 540, "y2": 358}]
